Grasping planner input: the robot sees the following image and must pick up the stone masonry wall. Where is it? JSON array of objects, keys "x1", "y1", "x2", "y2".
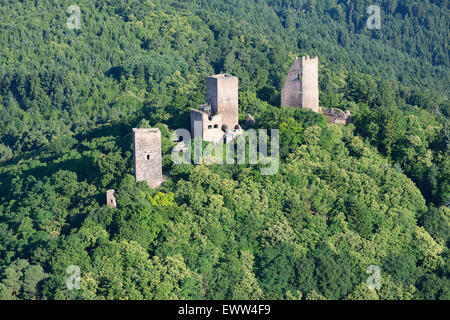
[
  {"x1": 190, "y1": 109, "x2": 224, "y2": 143},
  {"x1": 106, "y1": 189, "x2": 117, "y2": 208},
  {"x1": 133, "y1": 128, "x2": 163, "y2": 189},
  {"x1": 281, "y1": 56, "x2": 319, "y2": 113},
  {"x1": 301, "y1": 56, "x2": 319, "y2": 113},
  {"x1": 281, "y1": 58, "x2": 302, "y2": 108},
  {"x1": 207, "y1": 74, "x2": 239, "y2": 130}
]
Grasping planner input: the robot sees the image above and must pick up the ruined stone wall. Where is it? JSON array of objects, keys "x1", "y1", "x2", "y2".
[
  {"x1": 190, "y1": 109, "x2": 204, "y2": 140},
  {"x1": 321, "y1": 108, "x2": 352, "y2": 125},
  {"x1": 190, "y1": 109, "x2": 224, "y2": 143},
  {"x1": 281, "y1": 59, "x2": 302, "y2": 108},
  {"x1": 207, "y1": 74, "x2": 239, "y2": 130},
  {"x1": 133, "y1": 128, "x2": 163, "y2": 189},
  {"x1": 106, "y1": 189, "x2": 117, "y2": 208}
]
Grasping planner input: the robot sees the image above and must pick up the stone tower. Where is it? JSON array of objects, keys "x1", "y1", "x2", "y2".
[
  {"x1": 206, "y1": 74, "x2": 239, "y2": 131},
  {"x1": 281, "y1": 56, "x2": 319, "y2": 113},
  {"x1": 106, "y1": 189, "x2": 117, "y2": 208},
  {"x1": 132, "y1": 128, "x2": 163, "y2": 189}
]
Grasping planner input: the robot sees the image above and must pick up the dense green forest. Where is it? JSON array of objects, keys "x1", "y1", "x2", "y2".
[{"x1": 0, "y1": 0, "x2": 448, "y2": 300}]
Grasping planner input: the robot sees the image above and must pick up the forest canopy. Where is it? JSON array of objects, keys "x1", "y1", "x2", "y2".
[{"x1": 0, "y1": 0, "x2": 448, "y2": 300}]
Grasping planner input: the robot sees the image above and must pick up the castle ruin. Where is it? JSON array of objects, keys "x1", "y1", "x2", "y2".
[
  {"x1": 321, "y1": 107, "x2": 352, "y2": 125},
  {"x1": 281, "y1": 56, "x2": 319, "y2": 112},
  {"x1": 133, "y1": 128, "x2": 163, "y2": 188},
  {"x1": 191, "y1": 74, "x2": 241, "y2": 143},
  {"x1": 106, "y1": 189, "x2": 117, "y2": 208},
  {"x1": 282, "y1": 55, "x2": 351, "y2": 125}
]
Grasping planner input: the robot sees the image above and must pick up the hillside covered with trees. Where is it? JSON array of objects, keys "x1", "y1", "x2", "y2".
[{"x1": 0, "y1": 0, "x2": 448, "y2": 300}]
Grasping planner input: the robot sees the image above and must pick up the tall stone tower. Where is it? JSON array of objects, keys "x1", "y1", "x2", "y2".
[
  {"x1": 132, "y1": 128, "x2": 163, "y2": 189},
  {"x1": 206, "y1": 74, "x2": 239, "y2": 131},
  {"x1": 281, "y1": 56, "x2": 319, "y2": 113}
]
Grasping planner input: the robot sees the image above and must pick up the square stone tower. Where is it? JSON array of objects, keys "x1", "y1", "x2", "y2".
[
  {"x1": 106, "y1": 189, "x2": 117, "y2": 208},
  {"x1": 206, "y1": 74, "x2": 239, "y2": 131},
  {"x1": 281, "y1": 56, "x2": 319, "y2": 113},
  {"x1": 132, "y1": 128, "x2": 163, "y2": 189}
]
